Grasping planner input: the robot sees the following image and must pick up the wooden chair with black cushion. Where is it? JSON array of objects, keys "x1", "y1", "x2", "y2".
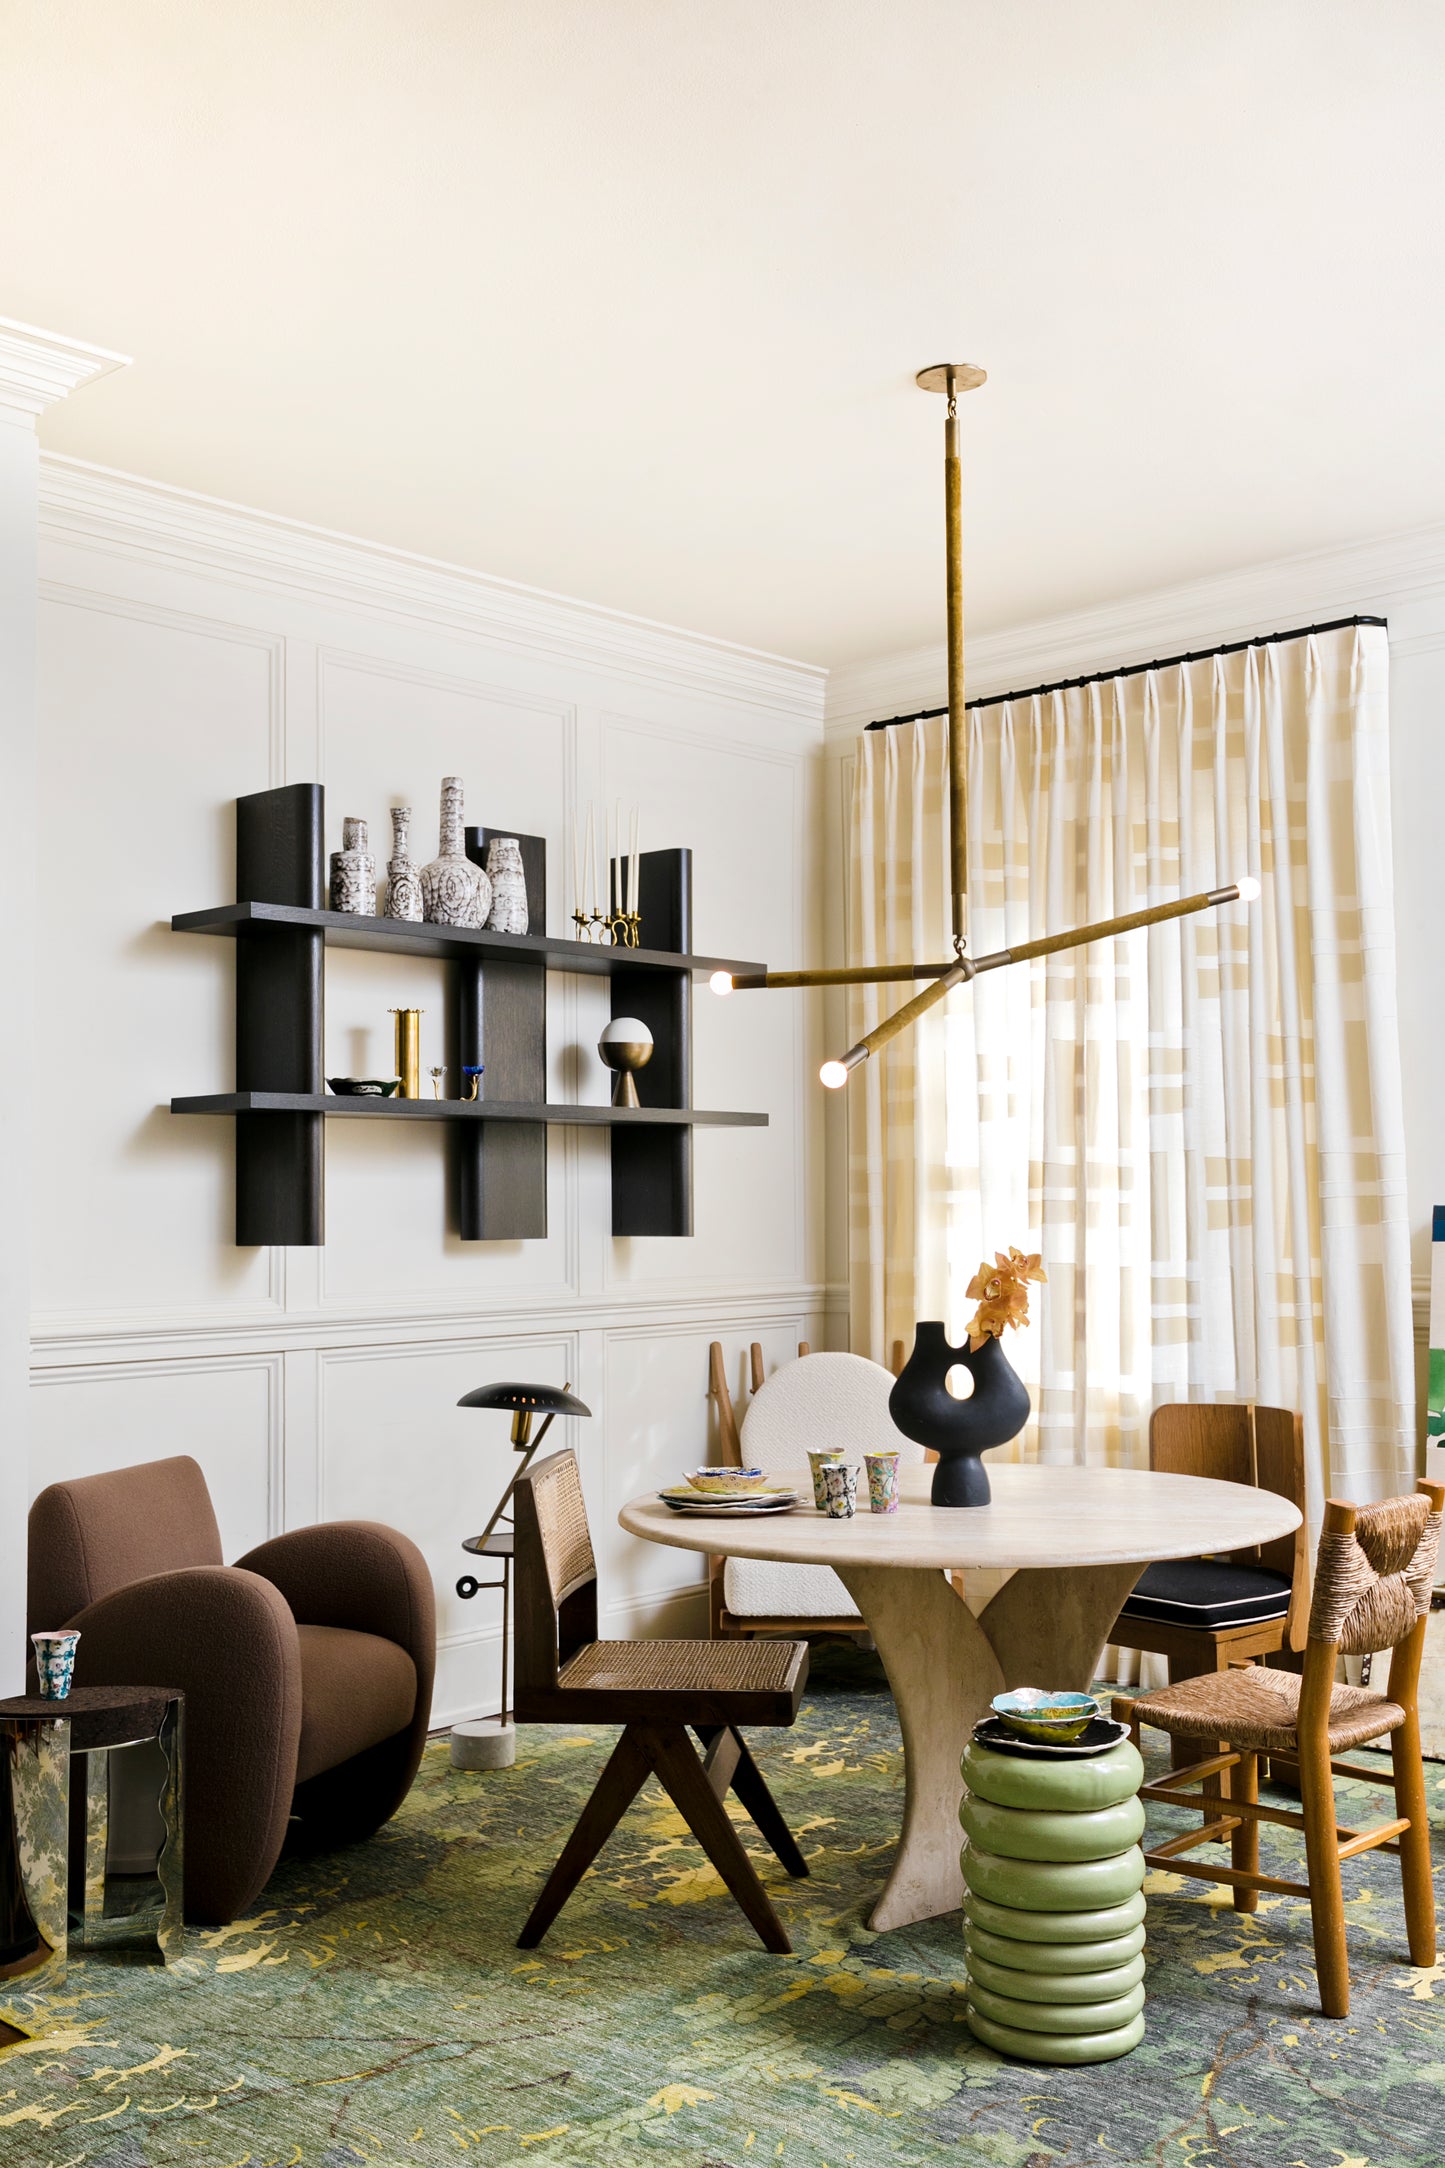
[
  {"x1": 1112, "y1": 1403, "x2": 1309, "y2": 1681},
  {"x1": 512, "y1": 1449, "x2": 810, "y2": 1953},
  {"x1": 1114, "y1": 1478, "x2": 1443, "y2": 2019}
]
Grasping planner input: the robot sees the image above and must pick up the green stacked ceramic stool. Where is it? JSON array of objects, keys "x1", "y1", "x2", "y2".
[{"x1": 960, "y1": 1734, "x2": 1147, "y2": 2064}]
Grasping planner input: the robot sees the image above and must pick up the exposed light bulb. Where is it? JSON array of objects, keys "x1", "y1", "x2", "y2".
[
  {"x1": 819, "y1": 1060, "x2": 850, "y2": 1090},
  {"x1": 1236, "y1": 876, "x2": 1262, "y2": 903},
  {"x1": 709, "y1": 971, "x2": 734, "y2": 996}
]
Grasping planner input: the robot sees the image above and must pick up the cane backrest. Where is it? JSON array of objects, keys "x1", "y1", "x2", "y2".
[
  {"x1": 513, "y1": 1450, "x2": 600, "y2": 1699},
  {"x1": 1308, "y1": 1490, "x2": 1443, "y2": 1656}
]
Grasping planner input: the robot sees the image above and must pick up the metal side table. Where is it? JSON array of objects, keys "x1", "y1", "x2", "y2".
[{"x1": 0, "y1": 1686, "x2": 182, "y2": 2040}]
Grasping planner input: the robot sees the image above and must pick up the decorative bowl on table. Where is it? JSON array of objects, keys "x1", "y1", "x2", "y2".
[
  {"x1": 990, "y1": 1689, "x2": 1099, "y2": 1743},
  {"x1": 686, "y1": 1466, "x2": 769, "y2": 1494},
  {"x1": 327, "y1": 1077, "x2": 401, "y2": 1097}
]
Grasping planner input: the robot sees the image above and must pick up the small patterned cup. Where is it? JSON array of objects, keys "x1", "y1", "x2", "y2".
[
  {"x1": 31, "y1": 1630, "x2": 80, "y2": 1700},
  {"x1": 807, "y1": 1448, "x2": 845, "y2": 1509},
  {"x1": 864, "y1": 1450, "x2": 901, "y2": 1514},
  {"x1": 822, "y1": 1463, "x2": 859, "y2": 1519}
]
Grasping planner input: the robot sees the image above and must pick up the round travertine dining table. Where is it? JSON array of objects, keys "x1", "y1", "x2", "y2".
[{"x1": 619, "y1": 1461, "x2": 1301, "y2": 1933}]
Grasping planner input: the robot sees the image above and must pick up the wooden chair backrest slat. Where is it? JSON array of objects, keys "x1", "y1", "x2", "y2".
[
  {"x1": 513, "y1": 1451, "x2": 600, "y2": 1700},
  {"x1": 1150, "y1": 1402, "x2": 1255, "y2": 1488}
]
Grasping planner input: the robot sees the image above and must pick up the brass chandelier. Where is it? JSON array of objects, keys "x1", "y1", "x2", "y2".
[{"x1": 710, "y1": 364, "x2": 1258, "y2": 1083}]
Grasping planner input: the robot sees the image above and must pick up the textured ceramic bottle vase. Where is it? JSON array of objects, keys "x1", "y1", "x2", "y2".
[
  {"x1": 421, "y1": 777, "x2": 490, "y2": 929},
  {"x1": 385, "y1": 805, "x2": 423, "y2": 922},
  {"x1": 329, "y1": 816, "x2": 377, "y2": 915},
  {"x1": 961, "y1": 1736, "x2": 1148, "y2": 2065},
  {"x1": 484, "y1": 836, "x2": 529, "y2": 934},
  {"x1": 888, "y1": 1321, "x2": 1030, "y2": 1506}
]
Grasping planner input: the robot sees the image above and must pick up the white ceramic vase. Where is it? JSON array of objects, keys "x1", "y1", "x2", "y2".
[
  {"x1": 485, "y1": 836, "x2": 529, "y2": 934},
  {"x1": 421, "y1": 777, "x2": 490, "y2": 929},
  {"x1": 329, "y1": 816, "x2": 376, "y2": 914},
  {"x1": 384, "y1": 805, "x2": 423, "y2": 921}
]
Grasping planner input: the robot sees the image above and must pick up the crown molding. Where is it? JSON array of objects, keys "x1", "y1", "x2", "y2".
[
  {"x1": 824, "y1": 518, "x2": 1445, "y2": 741},
  {"x1": 0, "y1": 319, "x2": 129, "y2": 421},
  {"x1": 38, "y1": 455, "x2": 826, "y2": 730}
]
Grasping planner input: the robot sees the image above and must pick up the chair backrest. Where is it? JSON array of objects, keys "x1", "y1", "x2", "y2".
[
  {"x1": 512, "y1": 1450, "x2": 599, "y2": 1701},
  {"x1": 739, "y1": 1352, "x2": 925, "y2": 1483},
  {"x1": 28, "y1": 1455, "x2": 224, "y2": 1637},
  {"x1": 1307, "y1": 1482, "x2": 1443, "y2": 1657},
  {"x1": 1150, "y1": 1401, "x2": 1309, "y2": 1645}
]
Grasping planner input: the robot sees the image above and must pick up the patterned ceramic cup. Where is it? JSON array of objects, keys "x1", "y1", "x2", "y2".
[
  {"x1": 864, "y1": 1451, "x2": 901, "y2": 1514},
  {"x1": 31, "y1": 1630, "x2": 80, "y2": 1700},
  {"x1": 822, "y1": 1464, "x2": 859, "y2": 1519},
  {"x1": 807, "y1": 1448, "x2": 845, "y2": 1509}
]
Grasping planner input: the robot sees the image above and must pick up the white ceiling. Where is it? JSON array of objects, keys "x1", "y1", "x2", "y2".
[{"x1": 5, "y1": 1, "x2": 1443, "y2": 667}]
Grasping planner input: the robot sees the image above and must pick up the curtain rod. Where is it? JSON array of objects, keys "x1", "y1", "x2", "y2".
[{"x1": 862, "y1": 613, "x2": 1389, "y2": 732}]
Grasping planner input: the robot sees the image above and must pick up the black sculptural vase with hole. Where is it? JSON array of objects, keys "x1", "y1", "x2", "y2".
[{"x1": 888, "y1": 1321, "x2": 1030, "y2": 1507}]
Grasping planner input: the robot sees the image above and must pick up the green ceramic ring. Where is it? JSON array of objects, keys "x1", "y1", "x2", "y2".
[
  {"x1": 965, "y1": 1920, "x2": 1146, "y2": 1975},
  {"x1": 966, "y1": 2006, "x2": 1146, "y2": 2066},
  {"x1": 967, "y1": 1978, "x2": 1146, "y2": 2036},
  {"x1": 963, "y1": 1888, "x2": 1147, "y2": 1943},
  {"x1": 965, "y1": 1950, "x2": 1146, "y2": 2004},
  {"x1": 960, "y1": 1794, "x2": 1146, "y2": 1863},
  {"x1": 962, "y1": 1739, "x2": 1144, "y2": 1813},
  {"x1": 963, "y1": 1844, "x2": 1145, "y2": 1912}
]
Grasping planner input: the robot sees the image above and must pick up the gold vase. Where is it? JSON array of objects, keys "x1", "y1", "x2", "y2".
[{"x1": 390, "y1": 1008, "x2": 423, "y2": 1099}]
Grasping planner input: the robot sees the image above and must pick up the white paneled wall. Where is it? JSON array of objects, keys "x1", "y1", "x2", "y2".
[{"x1": 30, "y1": 460, "x2": 832, "y2": 1725}]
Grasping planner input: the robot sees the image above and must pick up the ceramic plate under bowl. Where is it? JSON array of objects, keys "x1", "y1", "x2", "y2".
[
  {"x1": 658, "y1": 1491, "x2": 798, "y2": 1516},
  {"x1": 971, "y1": 1715, "x2": 1130, "y2": 1761}
]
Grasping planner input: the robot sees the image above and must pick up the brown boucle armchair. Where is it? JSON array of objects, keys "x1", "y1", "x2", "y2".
[{"x1": 27, "y1": 1455, "x2": 435, "y2": 1924}]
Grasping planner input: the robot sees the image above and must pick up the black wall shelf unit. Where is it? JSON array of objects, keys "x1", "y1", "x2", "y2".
[{"x1": 171, "y1": 784, "x2": 767, "y2": 1248}]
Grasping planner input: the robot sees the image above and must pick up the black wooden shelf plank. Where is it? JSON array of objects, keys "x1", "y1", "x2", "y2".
[
  {"x1": 170, "y1": 901, "x2": 759, "y2": 980},
  {"x1": 170, "y1": 1092, "x2": 767, "y2": 1128}
]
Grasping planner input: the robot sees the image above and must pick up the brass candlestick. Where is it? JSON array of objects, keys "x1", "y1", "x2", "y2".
[{"x1": 390, "y1": 1008, "x2": 423, "y2": 1099}]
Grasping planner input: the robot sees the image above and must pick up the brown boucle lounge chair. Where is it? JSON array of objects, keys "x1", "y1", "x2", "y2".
[{"x1": 28, "y1": 1454, "x2": 434, "y2": 1923}]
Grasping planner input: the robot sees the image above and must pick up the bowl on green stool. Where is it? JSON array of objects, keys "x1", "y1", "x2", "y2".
[{"x1": 991, "y1": 1689, "x2": 1098, "y2": 1742}]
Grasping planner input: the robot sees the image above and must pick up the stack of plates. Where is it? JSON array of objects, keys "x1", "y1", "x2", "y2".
[
  {"x1": 971, "y1": 1714, "x2": 1129, "y2": 1761},
  {"x1": 658, "y1": 1485, "x2": 799, "y2": 1516}
]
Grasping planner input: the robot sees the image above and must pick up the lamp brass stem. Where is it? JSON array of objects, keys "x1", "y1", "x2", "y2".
[{"x1": 945, "y1": 399, "x2": 967, "y2": 949}]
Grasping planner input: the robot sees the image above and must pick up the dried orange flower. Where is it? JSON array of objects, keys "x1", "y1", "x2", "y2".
[{"x1": 963, "y1": 1246, "x2": 1047, "y2": 1352}]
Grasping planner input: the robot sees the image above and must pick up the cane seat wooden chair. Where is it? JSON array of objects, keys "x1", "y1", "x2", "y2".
[
  {"x1": 1114, "y1": 1478, "x2": 1444, "y2": 2018},
  {"x1": 1112, "y1": 1403, "x2": 1309, "y2": 1681},
  {"x1": 512, "y1": 1448, "x2": 810, "y2": 1953}
]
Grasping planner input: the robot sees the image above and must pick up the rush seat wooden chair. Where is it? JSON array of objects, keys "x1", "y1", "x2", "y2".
[
  {"x1": 1114, "y1": 1478, "x2": 1444, "y2": 2018},
  {"x1": 1111, "y1": 1403, "x2": 1309, "y2": 1681},
  {"x1": 512, "y1": 1449, "x2": 810, "y2": 1953}
]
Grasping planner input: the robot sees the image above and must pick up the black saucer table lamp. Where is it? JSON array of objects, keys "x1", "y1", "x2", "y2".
[{"x1": 451, "y1": 1381, "x2": 592, "y2": 1773}]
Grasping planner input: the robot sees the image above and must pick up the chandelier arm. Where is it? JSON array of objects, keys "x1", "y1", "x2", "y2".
[{"x1": 819, "y1": 881, "x2": 1253, "y2": 1084}]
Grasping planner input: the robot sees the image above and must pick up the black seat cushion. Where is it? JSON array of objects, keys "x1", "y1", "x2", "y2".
[{"x1": 1118, "y1": 1558, "x2": 1291, "y2": 1631}]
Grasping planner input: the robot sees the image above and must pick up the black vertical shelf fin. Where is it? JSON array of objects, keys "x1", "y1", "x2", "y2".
[
  {"x1": 610, "y1": 848, "x2": 693, "y2": 1237},
  {"x1": 234, "y1": 784, "x2": 325, "y2": 1246},
  {"x1": 454, "y1": 827, "x2": 548, "y2": 1239}
]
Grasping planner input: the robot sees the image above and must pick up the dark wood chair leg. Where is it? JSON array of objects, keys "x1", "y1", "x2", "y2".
[
  {"x1": 727, "y1": 1732, "x2": 809, "y2": 1878},
  {"x1": 648, "y1": 1725, "x2": 792, "y2": 1953},
  {"x1": 517, "y1": 1725, "x2": 654, "y2": 1949},
  {"x1": 695, "y1": 1725, "x2": 808, "y2": 1879}
]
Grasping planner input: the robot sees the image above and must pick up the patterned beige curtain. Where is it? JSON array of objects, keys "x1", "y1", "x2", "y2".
[{"x1": 847, "y1": 623, "x2": 1412, "y2": 1528}]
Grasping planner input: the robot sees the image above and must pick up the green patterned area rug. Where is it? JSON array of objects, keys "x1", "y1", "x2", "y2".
[{"x1": 4, "y1": 1647, "x2": 1445, "y2": 2167}]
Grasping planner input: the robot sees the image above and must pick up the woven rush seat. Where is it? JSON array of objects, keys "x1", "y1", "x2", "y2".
[{"x1": 1129, "y1": 1664, "x2": 1405, "y2": 1756}]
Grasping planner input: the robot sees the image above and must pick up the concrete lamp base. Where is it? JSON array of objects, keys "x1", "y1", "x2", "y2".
[{"x1": 449, "y1": 1717, "x2": 516, "y2": 1772}]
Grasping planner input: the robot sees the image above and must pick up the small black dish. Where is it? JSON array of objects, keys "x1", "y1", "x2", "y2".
[
  {"x1": 971, "y1": 1713, "x2": 1129, "y2": 1761},
  {"x1": 326, "y1": 1078, "x2": 401, "y2": 1097}
]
